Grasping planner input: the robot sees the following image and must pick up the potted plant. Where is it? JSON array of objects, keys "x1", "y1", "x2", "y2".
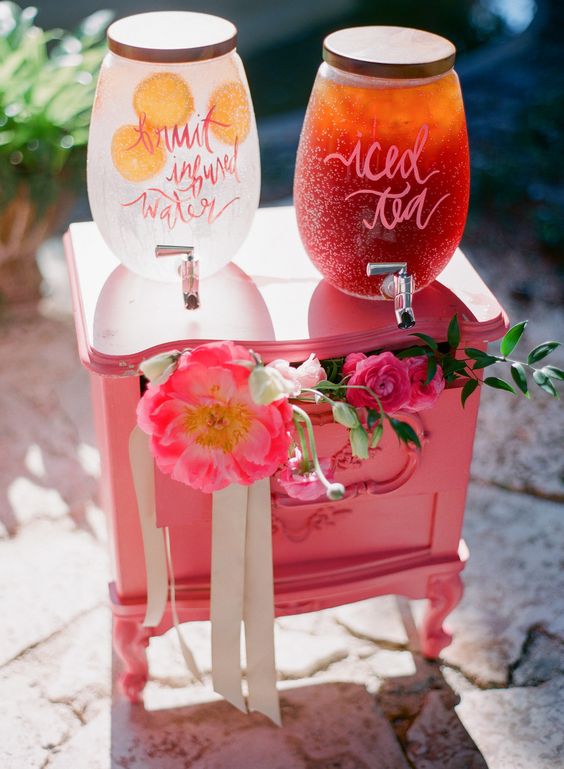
[{"x1": 0, "y1": 2, "x2": 111, "y2": 303}]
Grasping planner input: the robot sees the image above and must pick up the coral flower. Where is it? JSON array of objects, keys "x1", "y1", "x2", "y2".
[{"x1": 137, "y1": 341, "x2": 293, "y2": 493}]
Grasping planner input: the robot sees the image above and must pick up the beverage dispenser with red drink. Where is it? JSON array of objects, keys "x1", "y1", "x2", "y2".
[{"x1": 294, "y1": 27, "x2": 470, "y2": 328}]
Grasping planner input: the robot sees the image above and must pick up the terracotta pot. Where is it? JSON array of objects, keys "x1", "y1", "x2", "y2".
[{"x1": 0, "y1": 185, "x2": 72, "y2": 304}]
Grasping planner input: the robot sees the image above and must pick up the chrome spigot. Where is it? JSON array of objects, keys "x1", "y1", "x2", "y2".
[
  {"x1": 155, "y1": 245, "x2": 199, "y2": 310},
  {"x1": 366, "y1": 262, "x2": 415, "y2": 330}
]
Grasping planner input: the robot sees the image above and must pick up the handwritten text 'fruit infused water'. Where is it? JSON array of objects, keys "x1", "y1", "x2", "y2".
[
  {"x1": 88, "y1": 12, "x2": 260, "y2": 282},
  {"x1": 294, "y1": 27, "x2": 469, "y2": 299}
]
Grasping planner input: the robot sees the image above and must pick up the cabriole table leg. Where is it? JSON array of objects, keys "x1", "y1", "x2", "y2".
[
  {"x1": 420, "y1": 571, "x2": 463, "y2": 659},
  {"x1": 113, "y1": 615, "x2": 151, "y2": 703}
]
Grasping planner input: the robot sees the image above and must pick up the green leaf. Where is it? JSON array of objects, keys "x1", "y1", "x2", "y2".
[
  {"x1": 447, "y1": 314, "x2": 460, "y2": 350},
  {"x1": 484, "y1": 377, "x2": 516, "y2": 394},
  {"x1": 465, "y1": 347, "x2": 501, "y2": 368},
  {"x1": 510, "y1": 363, "x2": 529, "y2": 397},
  {"x1": 542, "y1": 365, "x2": 564, "y2": 381},
  {"x1": 533, "y1": 370, "x2": 560, "y2": 398},
  {"x1": 500, "y1": 321, "x2": 528, "y2": 358},
  {"x1": 366, "y1": 409, "x2": 380, "y2": 429},
  {"x1": 528, "y1": 342, "x2": 561, "y2": 365},
  {"x1": 442, "y1": 357, "x2": 468, "y2": 376},
  {"x1": 75, "y1": 9, "x2": 114, "y2": 45},
  {"x1": 314, "y1": 380, "x2": 341, "y2": 391},
  {"x1": 319, "y1": 356, "x2": 345, "y2": 384},
  {"x1": 425, "y1": 356, "x2": 438, "y2": 385},
  {"x1": 350, "y1": 425, "x2": 369, "y2": 459},
  {"x1": 411, "y1": 332, "x2": 438, "y2": 351},
  {"x1": 471, "y1": 356, "x2": 499, "y2": 370},
  {"x1": 461, "y1": 378, "x2": 479, "y2": 407},
  {"x1": 390, "y1": 419, "x2": 421, "y2": 449},
  {"x1": 396, "y1": 346, "x2": 428, "y2": 359},
  {"x1": 465, "y1": 347, "x2": 490, "y2": 360}
]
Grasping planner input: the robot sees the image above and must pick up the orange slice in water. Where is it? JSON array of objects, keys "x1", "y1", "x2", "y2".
[
  {"x1": 133, "y1": 72, "x2": 193, "y2": 129},
  {"x1": 111, "y1": 124, "x2": 166, "y2": 182},
  {"x1": 208, "y1": 81, "x2": 251, "y2": 146}
]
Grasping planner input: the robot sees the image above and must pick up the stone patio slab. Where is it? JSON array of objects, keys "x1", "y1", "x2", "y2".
[
  {"x1": 442, "y1": 483, "x2": 564, "y2": 685},
  {"x1": 0, "y1": 520, "x2": 107, "y2": 667},
  {"x1": 456, "y1": 676, "x2": 564, "y2": 769}
]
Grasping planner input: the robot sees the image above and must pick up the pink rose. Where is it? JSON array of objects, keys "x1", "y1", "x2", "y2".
[
  {"x1": 295, "y1": 354, "x2": 326, "y2": 389},
  {"x1": 277, "y1": 449, "x2": 334, "y2": 502},
  {"x1": 405, "y1": 356, "x2": 445, "y2": 412},
  {"x1": 137, "y1": 341, "x2": 293, "y2": 494},
  {"x1": 342, "y1": 352, "x2": 367, "y2": 378},
  {"x1": 346, "y1": 351, "x2": 411, "y2": 413}
]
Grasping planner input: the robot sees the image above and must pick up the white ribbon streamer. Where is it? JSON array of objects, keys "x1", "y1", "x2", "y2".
[
  {"x1": 129, "y1": 427, "x2": 280, "y2": 724},
  {"x1": 210, "y1": 479, "x2": 281, "y2": 725},
  {"x1": 211, "y1": 484, "x2": 248, "y2": 713},
  {"x1": 128, "y1": 427, "x2": 168, "y2": 628},
  {"x1": 164, "y1": 527, "x2": 203, "y2": 682},
  {"x1": 244, "y1": 478, "x2": 281, "y2": 725},
  {"x1": 129, "y1": 427, "x2": 201, "y2": 681}
]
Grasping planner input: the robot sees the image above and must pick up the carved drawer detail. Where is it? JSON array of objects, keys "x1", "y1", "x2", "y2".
[{"x1": 271, "y1": 504, "x2": 354, "y2": 543}]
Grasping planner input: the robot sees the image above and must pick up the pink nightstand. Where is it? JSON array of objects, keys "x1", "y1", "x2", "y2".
[{"x1": 65, "y1": 205, "x2": 507, "y2": 702}]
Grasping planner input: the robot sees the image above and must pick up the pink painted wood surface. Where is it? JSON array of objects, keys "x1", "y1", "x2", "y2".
[{"x1": 65, "y1": 206, "x2": 507, "y2": 375}]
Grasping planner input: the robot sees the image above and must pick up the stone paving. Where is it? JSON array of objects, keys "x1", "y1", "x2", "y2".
[{"x1": 0, "y1": 227, "x2": 563, "y2": 769}]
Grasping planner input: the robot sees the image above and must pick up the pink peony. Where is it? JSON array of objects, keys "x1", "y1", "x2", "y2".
[
  {"x1": 277, "y1": 449, "x2": 334, "y2": 502},
  {"x1": 404, "y1": 356, "x2": 445, "y2": 412},
  {"x1": 137, "y1": 341, "x2": 293, "y2": 494},
  {"x1": 295, "y1": 354, "x2": 326, "y2": 388},
  {"x1": 342, "y1": 352, "x2": 367, "y2": 378},
  {"x1": 346, "y1": 351, "x2": 411, "y2": 413}
]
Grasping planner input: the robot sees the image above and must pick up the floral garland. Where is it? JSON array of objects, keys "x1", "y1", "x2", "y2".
[{"x1": 137, "y1": 315, "x2": 562, "y2": 501}]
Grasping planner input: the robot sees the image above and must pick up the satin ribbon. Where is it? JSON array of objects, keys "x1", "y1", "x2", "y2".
[
  {"x1": 211, "y1": 479, "x2": 280, "y2": 725},
  {"x1": 128, "y1": 427, "x2": 168, "y2": 627},
  {"x1": 129, "y1": 427, "x2": 280, "y2": 725},
  {"x1": 129, "y1": 427, "x2": 201, "y2": 681}
]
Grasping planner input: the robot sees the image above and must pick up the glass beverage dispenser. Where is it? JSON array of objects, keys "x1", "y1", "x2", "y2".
[
  {"x1": 294, "y1": 27, "x2": 470, "y2": 328},
  {"x1": 87, "y1": 11, "x2": 260, "y2": 309}
]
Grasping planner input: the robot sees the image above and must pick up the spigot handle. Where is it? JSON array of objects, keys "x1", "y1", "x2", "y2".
[
  {"x1": 181, "y1": 253, "x2": 199, "y2": 310},
  {"x1": 155, "y1": 245, "x2": 199, "y2": 310},
  {"x1": 393, "y1": 270, "x2": 415, "y2": 330},
  {"x1": 366, "y1": 261, "x2": 416, "y2": 330}
]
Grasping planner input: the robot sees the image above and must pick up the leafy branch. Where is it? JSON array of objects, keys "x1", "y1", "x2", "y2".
[
  {"x1": 305, "y1": 313, "x2": 562, "y2": 461},
  {"x1": 396, "y1": 314, "x2": 561, "y2": 402}
]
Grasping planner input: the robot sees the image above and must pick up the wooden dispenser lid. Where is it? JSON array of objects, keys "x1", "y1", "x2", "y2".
[
  {"x1": 107, "y1": 11, "x2": 237, "y2": 64},
  {"x1": 323, "y1": 26, "x2": 456, "y2": 79}
]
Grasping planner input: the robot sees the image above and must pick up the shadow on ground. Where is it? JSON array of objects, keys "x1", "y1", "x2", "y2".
[{"x1": 109, "y1": 602, "x2": 487, "y2": 769}]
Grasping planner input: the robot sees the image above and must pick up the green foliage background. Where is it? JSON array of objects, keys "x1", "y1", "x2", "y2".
[{"x1": 0, "y1": 2, "x2": 111, "y2": 215}]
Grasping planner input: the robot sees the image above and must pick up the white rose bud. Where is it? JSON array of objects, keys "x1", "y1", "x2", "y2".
[
  {"x1": 266, "y1": 358, "x2": 301, "y2": 396},
  {"x1": 295, "y1": 353, "x2": 326, "y2": 388},
  {"x1": 349, "y1": 425, "x2": 369, "y2": 460},
  {"x1": 249, "y1": 365, "x2": 294, "y2": 405},
  {"x1": 327, "y1": 482, "x2": 345, "y2": 501},
  {"x1": 139, "y1": 351, "x2": 180, "y2": 385},
  {"x1": 332, "y1": 401, "x2": 360, "y2": 429}
]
